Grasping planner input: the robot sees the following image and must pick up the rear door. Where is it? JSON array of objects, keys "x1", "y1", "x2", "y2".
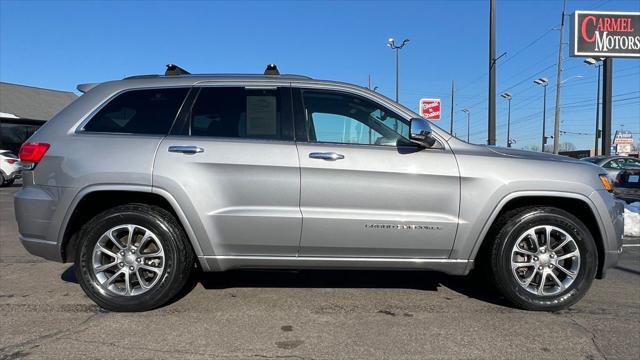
[
  {"x1": 153, "y1": 85, "x2": 301, "y2": 257},
  {"x1": 294, "y1": 88, "x2": 460, "y2": 258}
]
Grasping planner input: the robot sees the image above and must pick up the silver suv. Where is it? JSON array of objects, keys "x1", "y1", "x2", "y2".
[{"x1": 15, "y1": 65, "x2": 624, "y2": 312}]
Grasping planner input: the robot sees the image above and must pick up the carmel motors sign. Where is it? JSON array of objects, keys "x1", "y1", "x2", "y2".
[{"x1": 571, "y1": 11, "x2": 640, "y2": 58}]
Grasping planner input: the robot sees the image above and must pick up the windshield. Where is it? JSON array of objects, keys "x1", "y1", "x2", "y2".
[{"x1": 580, "y1": 157, "x2": 601, "y2": 164}]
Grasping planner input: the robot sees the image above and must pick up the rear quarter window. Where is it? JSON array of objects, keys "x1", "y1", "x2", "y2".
[{"x1": 83, "y1": 88, "x2": 188, "y2": 135}]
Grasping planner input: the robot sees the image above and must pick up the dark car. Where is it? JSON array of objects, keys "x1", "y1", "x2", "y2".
[
  {"x1": 614, "y1": 168, "x2": 640, "y2": 203},
  {"x1": 581, "y1": 156, "x2": 640, "y2": 180}
]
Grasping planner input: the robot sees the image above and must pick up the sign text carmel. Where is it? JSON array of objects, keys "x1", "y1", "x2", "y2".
[{"x1": 571, "y1": 11, "x2": 640, "y2": 58}]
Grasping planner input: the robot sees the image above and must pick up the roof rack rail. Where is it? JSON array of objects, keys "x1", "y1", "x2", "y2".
[
  {"x1": 123, "y1": 74, "x2": 160, "y2": 80},
  {"x1": 165, "y1": 64, "x2": 190, "y2": 76}
]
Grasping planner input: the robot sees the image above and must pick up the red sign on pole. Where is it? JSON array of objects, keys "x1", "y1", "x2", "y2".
[{"x1": 419, "y1": 98, "x2": 441, "y2": 120}]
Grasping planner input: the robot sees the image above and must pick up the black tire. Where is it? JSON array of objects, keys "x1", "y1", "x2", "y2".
[
  {"x1": 75, "y1": 204, "x2": 195, "y2": 312},
  {"x1": 489, "y1": 206, "x2": 597, "y2": 311},
  {"x1": 0, "y1": 173, "x2": 5, "y2": 187}
]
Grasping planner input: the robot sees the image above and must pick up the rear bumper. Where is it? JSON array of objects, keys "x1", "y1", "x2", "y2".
[
  {"x1": 18, "y1": 236, "x2": 61, "y2": 261},
  {"x1": 14, "y1": 185, "x2": 76, "y2": 262}
]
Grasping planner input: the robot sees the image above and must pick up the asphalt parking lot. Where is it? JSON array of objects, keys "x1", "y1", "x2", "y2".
[{"x1": 1, "y1": 183, "x2": 639, "y2": 360}]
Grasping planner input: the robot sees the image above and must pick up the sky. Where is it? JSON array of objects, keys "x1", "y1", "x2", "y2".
[{"x1": 1, "y1": 0, "x2": 638, "y2": 150}]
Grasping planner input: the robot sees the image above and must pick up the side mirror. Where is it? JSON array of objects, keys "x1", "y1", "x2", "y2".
[{"x1": 409, "y1": 118, "x2": 436, "y2": 147}]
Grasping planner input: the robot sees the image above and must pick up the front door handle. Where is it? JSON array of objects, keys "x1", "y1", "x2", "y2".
[
  {"x1": 309, "y1": 152, "x2": 345, "y2": 161},
  {"x1": 168, "y1": 145, "x2": 204, "y2": 154}
]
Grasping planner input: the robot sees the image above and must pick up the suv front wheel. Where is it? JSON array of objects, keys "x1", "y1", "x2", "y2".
[
  {"x1": 75, "y1": 204, "x2": 195, "y2": 312},
  {"x1": 490, "y1": 206, "x2": 598, "y2": 311}
]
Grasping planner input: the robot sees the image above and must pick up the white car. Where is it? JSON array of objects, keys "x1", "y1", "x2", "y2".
[{"x1": 0, "y1": 150, "x2": 22, "y2": 186}]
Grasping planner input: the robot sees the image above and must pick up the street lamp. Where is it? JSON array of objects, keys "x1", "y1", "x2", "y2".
[
  {"x1": 534, "y1": 77, "x2": 549, "y2": 152},
  {"x1": 585, "y1": 58, "x2": 603, "y2": 156},
  {"x1": 387, "y1": 37, "x2": 410, "y2": 103},
  {"x1": 560, "y1": 75, "x2": 584, "y2": 85},
  {"x1": 500, "y1": 92, "x2": 513, "y2": 147},
  {"x1": 462, "y1": 108, "x2": 471, "y2": 142}
]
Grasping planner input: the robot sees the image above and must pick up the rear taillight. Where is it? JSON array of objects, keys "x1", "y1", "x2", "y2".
[
  {"x1": 19, "y1": 143, "x2": 50, "y2": 163},
  {"x1": 4, "y1": 159, "x2": 17, "y2": 164}
]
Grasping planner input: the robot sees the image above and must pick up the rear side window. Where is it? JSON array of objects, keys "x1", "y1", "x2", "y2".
[
  {"x1": 84, "y1": 88, "x2": 188, "y2": 134},
  {"x1": 180, "y1": 87, "x2": 291, "y2": 140}
]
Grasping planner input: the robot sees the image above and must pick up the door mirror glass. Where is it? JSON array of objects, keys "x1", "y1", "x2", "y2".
[{"x1": 409, "y1": 118, "x2": 436, "y2": 147}]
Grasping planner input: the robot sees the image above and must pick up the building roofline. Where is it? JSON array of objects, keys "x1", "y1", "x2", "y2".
[{"x1": 0, "y1": 81, "x2": 76, "y2": 95}]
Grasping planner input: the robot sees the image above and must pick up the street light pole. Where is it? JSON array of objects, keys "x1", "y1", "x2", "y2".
[
  {"x1": 501, "y1": 92, "x2": 512, "y2": 147},
  {"x1": 585, "y1": 58, "x2": 603, "y2": 156},
  {"x1": 534, "y1": 78, "x2": 549, "y2": 152},
  {"x1": 462, "y1": 109, "x2": 471, "y2": 142},
  {"x1": 387, "y1": 38, "x2": 410, "y2": 103}
]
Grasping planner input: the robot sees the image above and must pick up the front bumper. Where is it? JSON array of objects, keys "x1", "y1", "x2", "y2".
[{"x1": 590, "y1": 190, "x2": 625, "y2": 278}]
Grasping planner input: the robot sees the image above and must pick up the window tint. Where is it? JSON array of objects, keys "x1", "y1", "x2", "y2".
[
  {"x1": 302, "y1": 90, "x2": 410, "y2": 146},
  {"x1": 84, "y1": 88, "x2": 188, "y2": 134},
  {"x1": 622, "y1": 158, "x2": 640, "y2": 168},
  {"x1": 187, "y1": 87, "x2": 286, "y2": 140}
]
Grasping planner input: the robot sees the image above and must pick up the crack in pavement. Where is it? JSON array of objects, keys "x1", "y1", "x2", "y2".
[
  {"x1": 0, "y1": 311, "x2": 103, "y2": 360},
  {"x1": 44, "y1": 337, "x2": 315, "y2": 360},
  {"x1": 566, "y1": 316, "x2": 609, "y2": 360}
]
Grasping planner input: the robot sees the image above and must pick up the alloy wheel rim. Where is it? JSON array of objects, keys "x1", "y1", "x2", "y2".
[
  {"x1": 510, "y1": 225, "x2": 580, "y2": 296},
  {"x1": 91, "y1": 224, "x2": 165, "y2": 296}
]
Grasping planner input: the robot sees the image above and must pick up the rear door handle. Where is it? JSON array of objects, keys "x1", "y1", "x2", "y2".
[
  {"x1": 309, "y1": 152, "x2": 345, "y2": 161},
  {"x1": 168, "y1": 145, "x2": 204, "y2": 154}
]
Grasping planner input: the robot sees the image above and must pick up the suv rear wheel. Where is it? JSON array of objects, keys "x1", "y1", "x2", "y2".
[
  {"x1": 490, "y1": 206, "x2": 597, "y2": 311},
  {"x1": 75, "y1": 204, "x2": 195, "y2": 312}
]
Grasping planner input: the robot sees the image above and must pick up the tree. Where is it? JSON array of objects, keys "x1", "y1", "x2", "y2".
[{"x1": 560, "y1": 142, "x2": 576, "y2": 151}]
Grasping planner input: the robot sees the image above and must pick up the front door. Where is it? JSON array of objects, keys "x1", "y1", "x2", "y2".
[{"x1": 295, "y1": 89, "x2": 460, "y2": 258}]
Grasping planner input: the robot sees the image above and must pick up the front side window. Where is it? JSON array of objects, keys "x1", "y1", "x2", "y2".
[
  {"x1": 84, "y1": 88, "x2": 188, "y2": 134},
  {"x1": 302, "y1": 90, "x2": 410, "y2": 146},
  {"x1": 185, "y1": 87, "x2": 287, "y2": 140},
  {"x1": 622, "y1": 158, "x2": 640, "y2": 168}
]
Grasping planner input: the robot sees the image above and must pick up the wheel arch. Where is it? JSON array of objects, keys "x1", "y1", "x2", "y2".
[
  {"x1": 59, "y1": 185, "x2": 207, "y2": 270},
  {"x1": 470, "y1": 192, "x2": 606, "y2": 279}
]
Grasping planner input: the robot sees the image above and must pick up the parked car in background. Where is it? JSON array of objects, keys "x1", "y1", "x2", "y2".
[
  {"x1": 0, "y1": 150, "x2": 22, "y2": 186},
  {"x1": 614, "y1": 168, "x2": 640, "y2": 203},
  {"x1": 581, "y1": 156, "x2": 640, "y2": 180}
]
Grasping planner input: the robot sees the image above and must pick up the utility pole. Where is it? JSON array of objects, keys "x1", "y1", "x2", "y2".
[
  {"x1": 488, "y1": 0, "x2": 496, "y2": 145},
  {"x1": 595, "y1": 64, "x2": 601, "y2": 156},
  {"x1": 602, "y1": 58, "x2": 613, "y2": 156},
  {"x1": 368, "y1": 74, "x2": 371, "y2": 90},
  {"x1": 450, "y1": 81, "x2": 455, "y2": 135},
  {"x1": 462, "y1": 109, "x2": 471, "y2": 142},
  {"x1": 552, "y1": 0, "x2": 567, "y2": 154}
]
